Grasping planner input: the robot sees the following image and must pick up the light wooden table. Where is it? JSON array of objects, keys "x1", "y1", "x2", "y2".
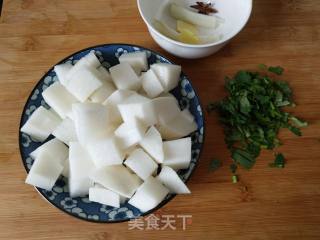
[{"x1": 1, "y1": 0, "x2": 320, "y2": 239}]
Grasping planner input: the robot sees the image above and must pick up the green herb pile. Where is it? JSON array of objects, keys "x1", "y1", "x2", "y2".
[{"x1": 208, "y1": 66, "x2": 307, "y2": 181}]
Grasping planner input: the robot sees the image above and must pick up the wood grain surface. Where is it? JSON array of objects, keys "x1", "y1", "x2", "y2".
[{"x1": 1, "y1": 0, "x2": 320, "y2": 239}]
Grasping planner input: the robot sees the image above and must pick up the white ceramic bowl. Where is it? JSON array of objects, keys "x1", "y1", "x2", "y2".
[{"x1": 137, "y1": 0, "x2": 252, "y2": 59}]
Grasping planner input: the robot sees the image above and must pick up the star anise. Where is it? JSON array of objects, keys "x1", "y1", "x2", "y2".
[{"x1": 190, "y1": 2, "x2": 218, "y2": 15}]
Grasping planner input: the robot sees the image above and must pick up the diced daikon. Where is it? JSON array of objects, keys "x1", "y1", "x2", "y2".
[
  {"x1": 62, "y1": 158, "x2": 69, "y2": 178},
  {"x1": 125, "y1": 148, "x2": 158, "y2": 180},
  {"x1": 89, "y1": 81, "x2": 116, "y2": 103},
  {"x1": 152, "y1": 96, "x2": 181, "y2": 125},
  {"x1": 25, "y1": 149, "x2": 64, "y2": 191},
  {"x1": 109, "y1": 63, "x2": 141, "y2": 91},
  {"x1": 181, "y1": 108, "x2": 195, "y2": 122},
  {"x1": 52, "y1": 118, "x2": 78, "y2": 145},
  {"x1": 90, "y1": 165, "x2": 142, "y2": 198},
  {"x1": 30, "y1": 138, "x2": 68, "y2": 164},
  {"x1": 48, "y1": 107, "x2": 61, "y2": 119},
  {"x1": 114, "y1": 118, "x2": 148, "y2": 150},
  {"x1": 83, "y1": 50, "x2": 101, "y2": 68},
  {"x1": 139, "y1": 126, "x2": 164, "y2": 163},
  {"x1": 42, "y1": 82, "x2": 78, "y2": 119},
  {"x1": 66, "y1": 67, "x2": 103, "y2": 102},
  {"x1": 138, "y1": 87, "x2": 150, "y2": 98},
  {"x1": 119, "y1": 52, "x2": 148, "y2": 75},
  {"x1": 94, "y1": 183, "x2": 128, "y2": 204},
  {"x1": 151, "y1": 63, "x2": 181, "y2": 92},
  {"x1": 128, "y1": 176, "x2": 169, "y2": 212},
  {"x1": 73, "y1": 103, "x2": 115, "y2": 144},
  {"x1": 162, "y1": 137, "x2": 192, "y2": 170},
  {"x1": 102, "y1": 90, "x2": 135, "y2": 124},
  {"x1": 89, "y1": 185, "x2": 120, "y2": 208},
  {"x1": 157, "y1": 109, "x2": 197, "y2": 139},
  {"x1": 68, "y1": 142, "x2": 95, "y2": 197},
  {"x1": 120, "y1": 195, "x2": 128, "y2": 204},
  {"x1": 97, "y1": 66, "x2": 112, "y2": 82},
  {"x1": 123, "y1": 146, "x2": 139, "y2": 159},
  {"x1": 158, "y1": 92, "x2": 178, "y2": 101},
  {"x1": 67, "y1": 51, "x2": 101, "y2": 79},
  {"x1": 21, "y1": 106, "x2": 61, "y2": 142},
  {"x1": 157, "y1": 166, "x2": 190, "y2": 194},
  {"x1": 87, "y1": 137, "x2": 124, "y2": 168},
  {"x1": 118, "y1": 94, "x2": 158, "y2": 126},
  {"x1": 54, "y1": 62, "x2": 73, "y2": 86},
  {"x1": 141, "y1": 69, "x2": 164, "y2": 98}
]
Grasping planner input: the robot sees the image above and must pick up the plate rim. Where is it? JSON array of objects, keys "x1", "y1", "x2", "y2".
[{"x1": 18, "y1": 43, "x2": 206, "y2": 223}]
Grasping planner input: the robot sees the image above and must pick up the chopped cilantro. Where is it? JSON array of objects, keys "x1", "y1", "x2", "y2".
[
  {"x1": 269, "y1": 153, "x2": 286, "y2": 168},
  {"x1": 268, "y1": 66, "x2": 284, "y2": 75},
  {"x1": 208, "y1": 66, "x2": 307, "y2": 181}
]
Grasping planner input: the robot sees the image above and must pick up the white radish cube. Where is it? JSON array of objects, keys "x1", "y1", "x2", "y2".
[
  {"x1": 73, "y1": 103, "x2": 115, "y2": 144},
  {"x1": 128, "y1": 176, "x2": 169, "y2": 212},
  {"x1": 97, "y1": 66, "x2": 112, "y2": 82},
  {"x1": 139, "y1": 126, "x2": 164, "y2": 163},
  {"x1": 118, "y1": 94, "x2": 157, "y2": 126},
  {"x1": 102, "y1": 90, "x2": 135, "y2": 124},
  {"x1": 48, "y1": 107, "x2": 61, "y2": 119},
  {"x1": 89, "y1": 81, "x2": 116, "y2": 103},
  {"x1": 90, "y1": 165, "x2": 142, "y2": 198},
  {"x1": 115, "y1": 118, "x2": 148, "y2": 149},
  {"x1": 163, "y1": 137, "x2": 192, "y2": 170},
  {"x1": 180, "y1": 108, "x2": 195, "y2": 122},
  {"x1": 151, "y1": 63, "x2": 181, "y2": 92},
  {"x1": 42, "y1": 82, "x2": 78, "y2": 119},
  {"x1": 109, "y1": 63, "x2": 141, "y2": 91},
  {"x1": 62, "y1": 158, "x2": 69, "y2": 178},
  {"x1": 52, "y1": 118, "x2": 78, "y2": 146},
  {"x1": 152, "y1": 96, "x2": 181, "y2": 125},
  {"x1": 138, "y1": 87, "x2": 150, "y2": 98},
  {"x1": 30, "y1": 138, "x2": 68, "y2": 164},
  {"x1": 87, "y1": 137, "x2": 124, "y2": 168},
  {"x1": 83, "y1": 50, "x2": 101, "y2": 68},
  {"x1": 68, "y1": 142, "x2": 95, "y2": 197},
  {"x1": 141, "y1": 69, "x2": 164, "y2": 98},
  {"x1": 67, "y1": 51, "x2": 101, "y2": 79},
  {"x1": 121, "y1": 92, "x2": 150, "y2": 103},
  {"x1": 54, "y1": 62, "x2": 72, "y2": 86},
  {"x1": 103, "y1": 90, "x2": 136, "y2": 105},
  {"x1": 125, "y1": 148, "x2": 158, "y2": 180},
  {"x1": 118, "y1": 52, "x2": 148, "y2": 75},
  {"x1": 94, "y1": 183, "x2": 128, "y2": 204},
  {"x1": 66, "y1": 67, "x2": 103, "y2": 102},
  {"x1": 157, "y1": 166, "x2": 190, "y2": 194},
  {"x1": 120, "y1": 195, "x2": 128, "y2": 204},
  {"x1": 158, "y1": 110, "x2": 197, "y2": 139},
  {"x1": 123, "y1": 145, "x2": 139, "y2": 158},
  {"x1": 25, "y1": 150, "x2": 64, "y2": 191},
  {"x1": 21, "y1": 106, "x2": 61, "y2": 142},
  {"x1": 159, "y1": 92, "x2": 179, "y2": 101},
  {"x1": 89, "y1": 185, "x2": 120, "y2": 208}
]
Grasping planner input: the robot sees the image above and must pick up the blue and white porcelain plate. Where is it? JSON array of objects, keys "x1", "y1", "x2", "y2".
[{"x1": 19, "y1": 44, "x2": 205, "y2": 223}]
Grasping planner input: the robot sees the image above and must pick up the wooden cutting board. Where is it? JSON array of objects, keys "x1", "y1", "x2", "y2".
[{"x1": 0, "y1": 0, "x2": 320, "y2": 239}]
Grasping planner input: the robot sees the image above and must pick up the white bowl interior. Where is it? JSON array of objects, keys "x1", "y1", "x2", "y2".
[{"x1": 138, "y1": 0, "x2": 252, "y2": 46}]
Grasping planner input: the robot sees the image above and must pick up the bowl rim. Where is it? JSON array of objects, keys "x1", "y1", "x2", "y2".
[
  {"x1": 137, "y1": 0, "x2": 253, "y2": 48},
  {"x1": 18, "y1": 43, "x2": 206, "y2": 223}
]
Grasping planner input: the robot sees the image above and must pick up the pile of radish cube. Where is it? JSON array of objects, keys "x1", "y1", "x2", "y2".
[{"x1": 21, "y1": 50, "x2": 197, "y2": 212}]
